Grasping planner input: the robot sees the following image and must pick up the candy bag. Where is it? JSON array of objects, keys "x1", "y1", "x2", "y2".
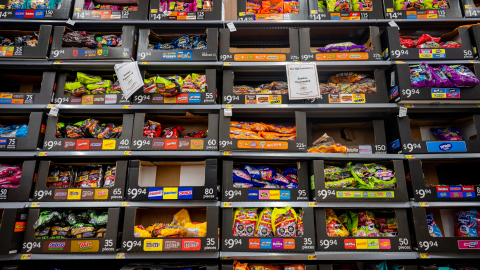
[
  {"x1": 267, "y1": 124, "x2": 296, "y2": 134},
  {"x1": 255, "y1": 208, "x2": 273, "y2": 237},
  {"x1": 349, "y1": 210, "x2": 380, "y2": 237},
  {"x1": 77, "y1": 72, "x2": 102, "y2": 84},
  {"x1": 184, "y1": 222, "x2": 207, "y2": 237},
  {"x1": 441, "y1": 65, "x2": 479, "y2": 87},
  {"x1": 426, "y1": 211, "x2": 443, "y2": 237},
  {"x1": 74, "y1": 165, "x2": 103, "y2": 188},
  {"x1": 284, "y1": 0, "x2": 299, "y2": 13},
  {"x1": 318, "y1": 0, "x2": 326, "y2": 10},
  {"x1": 103, "y1": 166, "x2": 116, "y2": 188},
  {"x1": 261, "y1": 0, "x2": 283, "y2": 13},
  {"x1": 410, "y1": 63, "x2": 435, "y2": 87},
  {"x1": 455, "y1": 209, "x2": 478, "y2": 237},
  {"x1": 431, "y1": 127, "x2": 463, "y2": 141},
  {"x1": 242, "y1": 165, "x2": 275, "y2": 180},
  {"x1": 431, "y1": 67, "x2": 455, "y2": 87},
  {"x1": 234, "y1": 261, "x2": 249, "y2": 270},
  {"x1": 172, "y1": 208, "x2": 191, "y2": 227},
  {"x1": 283, "y1": 167, "x2": 298, "y2": 183},
  {"x1": 326, "y1": 209, "x2": 349, "y2": 237},
  {"x1": 233, "y1": 208, "x2": 258, "y2": 237},
  {"x1": 327, "y1": 0, "x2": 352, "y2": 11},
  {"x1": 272, "y1": 206, "x2": 297, "y2": 237},
  {"x1": 416, "y1": 34, "x2": 440, "y2": 46},
  {"x1": 297, "y1": 209, "x2": 304, "y2": 237},
  {"x1": 233, "y1": 168, "x2": 252, "y2": 184},
  {"x1": 352, "y1": 0, "x2": 372, "y2": 10}
]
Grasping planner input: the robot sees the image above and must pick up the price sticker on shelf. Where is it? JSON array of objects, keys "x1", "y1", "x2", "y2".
[
  {"x1": 221, "y1": 257, "x2": 231, "y2": 260},
  {"x1": 225, "y1": 105, "x2": 234, "y2": 108},
  {"x1": 223, "y1": 151, "x2": 232, "y2": 156},
  {"x1": 227, "y1": 22, "x2": 237, "y2": 32},
  {"x1": 223, "y1": 202, "x2": 232, "y2": 207},
  {"x1": 419, "y1": 202, "x2": 429, "y2": 207},
  {"x1": 223, "y1": 62, "x2": 232, "y2": 66},
  {"x1": 405, "y1": 155, "x2": 415, "y2": 159},
  {"x1": 404, "y1": 104, "x2": 414, "y2": 108},
  {"x1": 47, "y1": 104, "x2": 56, "y2": 109},
  {"x1": 38, "y1": 152, "x2": 48, "y2": 157},
  {"x1": 21, "y1": 254, "x2": 31, "y2": 260},
  {"x1": 420, "y1": 253, "x2": 430, "y2": 259},
  {"x1": 309, "y1": 202, "x2": 317, "y2": 207},
  {"x1": 116, "y1": 253, "x2": 126, "y2": 259},
  {"x1": 121, "y1": 202, "x2": 131, "y2": 207},
  {"x1": 31, "y1": 203, "x2": 41, "y2": 207},
  {"x1": 308, "y1": 255, "x2": 317, "y2": 260},
  {"x1": 123, "y1": 151, "x2": 132, "y2": 155},
  {"x1": 224, "y1": 108, "x2": 232, "y2": 116},
  {"x1": 66, "y1": 18, "x2": 75, "y2": 25},
  {"x1": 123, "y1": 105, "x2": 131, "y2": 109}
]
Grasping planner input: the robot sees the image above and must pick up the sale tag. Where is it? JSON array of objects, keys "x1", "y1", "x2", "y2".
[
  {"x1": 123, "y1": 105, "x2": 131, "y2": 109},
  {"x1": 48, "y1": 106, "x2": 59, "y2": 117},
  {"x1": 224, "y1": 108, "x2": 233, "y2": 116},
  {"x1": 225, "y1": 105, "x2": 234, "y2": 108},
  {"x1": 419, "y1": 202, "x2": 429, "y2": 207},
  {"x1": 47, "y1": 104, "x2": 55, "y2": 109},
  {"x1": 66, "y1": 18, "x2": 75, "y2": 25},
  {"x1": 223, "y1": 63, "x2": 232, "y2": 66},
  {"x1": 223, "y1": 151, "x2": 232, "y2": 156},
  {"x1": 309, "y1": 202, "x2": 317, "y2": 207},
  {"x1": 388, "y1": 21, "x2": 400, "y2": 29},
  {"x1": 124, "y1": 151, "x2": 132, "y2": 155},
  {"x1": 221, "y1": 257, "x2": 231, "y2": 260},
  {"x1": 38, "y1": 152, "x2": 48, "y2": 156},
  {"x1": 227, "y1": 22, "x2": 237, "y2": 32},
  {"x1": 399, "y1": 106, "x2": 407, "y2": 117},
  {"x1": 405, "y1": 104, "x2": 414, "y2": 108},
  {"x1": 116, "y1": 253, "x2": 126, "y2": 259}
]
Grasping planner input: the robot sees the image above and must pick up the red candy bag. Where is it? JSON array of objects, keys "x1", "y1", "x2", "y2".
[
  {"x1": 399, "y1": 38, "x2": 415, "y2": 48},
  {"x1": 416, "y1": 34, "x2": 441, "y2": 47},
  {"x1": 162, "y1": 126, "x2": 185, "y2": 138}
]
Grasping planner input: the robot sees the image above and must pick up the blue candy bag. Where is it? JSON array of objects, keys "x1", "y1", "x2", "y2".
[
  {"x1": 427, "y1": 211, "x2": 443, "y2": 237},
  {"x1": 242, "y1": 165, "x2": 275, "y2": 181}
]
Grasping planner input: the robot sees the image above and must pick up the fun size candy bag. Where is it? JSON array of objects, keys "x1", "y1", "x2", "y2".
[
  {"x1": 272, "y1": 206, "x2": 297, "y2": 237},
  {"x1": 455, "y1": 209, "x2": 478, "y2": 237},
  {"x1": 233, "y1": 208, "x2": 258, "y2": 237},
  {"x1": 427, "y1": 212, "x2": 443, "y2": 237},
  {"x1": 255, "y1": 208, "x2": 273, "y2": 237}
]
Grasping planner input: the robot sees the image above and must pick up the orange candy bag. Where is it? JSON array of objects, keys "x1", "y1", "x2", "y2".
[
  {"x1": 259, "y1": 132, "x2": 296, "y2": 140},
  {"x1": 261, "y1": 0, "x2": 283, "y2": 13},
  {"x1": 283, "y1": 0, "x2": 299, "y2": 13},
  {"x1": 267, "y1": 124, "x2": 296, "y2": 134}
]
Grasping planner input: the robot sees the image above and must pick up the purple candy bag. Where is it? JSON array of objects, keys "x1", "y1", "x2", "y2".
[
  {"x1": 440, "y1": 65, "x2": 479, "y2": 87},
  {"x1": 430, "y1": 66, "x2": 455, "y2": 87},
  {"x1": 410, "y1": 63, "x2": 435, "y2": 88},
  {"x1": 349, "y1": 45, "x2": 368, "y2": 52}
]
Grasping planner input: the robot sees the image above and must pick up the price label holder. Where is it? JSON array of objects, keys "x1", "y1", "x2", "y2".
[
  {"x1": 38, "y1": 152, "x2": 48, "y2": 157},
  {"x1": 420, "y1": 253, "x2": 430, "y2": 259},
  {"x1": 21, "y1": 254, "x2": 31, "y2": 260},
  {"x1": 227, "y1": 22, "x2": 237, "y2": 32},
  {"x1": 389, "y1": 21, "x2": 400, "y2": 29},
  {"x1": 223, "y1": 202, "x2": 232, "y2": 207},
  {"x1": 406, "y1": 155, "x2": 415, "y2": 159},
  {"x1": 419, "y1": 202, "x2": 429, "y2": 207},
  {"x1": 121, "y1": 202, "x2": 131, "y2": 207},
  {"x1": 116, "y1": 253, "x2": 126, "y2": 259},
  {"x1": 31, "y1": 202, "x2": 41, "y2": 207},
  {"x1": 223, "y1": 151, "x2": 232, "y2": 156},
  {"x1": 224, "y1": 108, "x2": 233, "y2": 116},
  {"x1": 309, "y1": 202, "x2": 317, "y2": 207},
  {"x1": 123, "y1": 105, "x2": 131, "y2": 109},
  {"x1": 308, "y1": 255, "x2": 317, "y2": 260},
  {"x1": 124, "y1": 151, "x2": 132, "y2": 155},
  {"x1": 48, "y1": 106, "x2": 59, "y2": 117}
]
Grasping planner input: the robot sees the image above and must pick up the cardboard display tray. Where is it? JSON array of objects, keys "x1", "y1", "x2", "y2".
[
  {"x1": 0, "y1": 209, "x2": 27, "y2": 255},
  {"x1": 32, "y1": 160, "x2": 128, "y2": 201},
  {"x1": 469, "y1": 25, "x2": 480, "y2": 58},
  {"x1": 54, "y1": 71, "x2": 130, "y2": 105},
  {"x1": 149, "y1": 0, "x2": 221, "y2": 20},
  {"x1": 299, "y1": 27, "x2": 383, "y2": 62},
  {"x1": 127, "y1": 159, "x2": 218, "y2": 201},
  {"x1": 0, "y1": 112, "x2": 45, "y2": 151},
  {"x1": 121, "y1": 206, "x2": 219, "y2": 252},
  {"x1": 132, "y1": 70, "x2": 216, "y2": 105},
  {"x1": 0, "y1": 71, "x2": 55, "y2": 105},
  {"x1": 0, "y1": 160, "x2": 36, "y2": 202},
  {"x1": 219, "y1": 28, "x2": 300, "y2": 62},
  {"x1": 411, "y1": 207, "x2": 480, "y2": 254},
  {"x1": 72, "y1": 0, "x2": 149, "y2": 20},
  {"x1": 382, "y1": 0, "x2": 462, "y2": 19},
  {"x1": 308, "y1": 0, "x2": 384, "y2": 20},
  {"x1": 223, "y1": 0, "x2": 308, "y2": 20},
  {"x1": 49, "y1": 26, "x2": 136, "y2": 61},
  {"x1": 307, "y1": 119, "x2": 388, "y2": 154},
  {"x1": 222, "y1": 70, "x2": 304, "y2": 105},
  {"x1": 305, "y1": 69, "x2": 388, "y2": 104},
  {"x1": 219, "y1": 110, "x2": 308, "y2": 152},
  {"x1": 385, "y1": 114, "x2": 480, "y2": 154},
  {"x1": 131, "y1": 112, "x2": 218, "y2": 151},
  {"x1": 222, "y1": 160, "x2": 310, "y2": 201},
  {"x1": 221, "y1": 207, "x2": 316, "y2": 252},
  {"x1": 43, "y1": 113, "x2": 134, "y2": 151},
  {"x1": 0, "y1": 0, "x2": 72, "y2": 19},
  {"x1": 407, "y1": 159, "x2": 480, "y2": 202},
  {"x1": 388, "y1": 63, "x2": 480, "y2": 104},
  {"x1": 137, "y1": 29, "x2": 218, "y2": 61},
  {"x1": 0, "y1": 25, "x2": 52, "y2": 59},
  {"x1": 21, "y1": 208, "x2": 120, "y2": 254},
  {"x1": 381, "y1": 26, "x2": 474, "y2": 61},
  {"x1": 315, "y1": 208, "x2": 412, "y2": 252},
  {"x1": 310, "y1": 160, "x2": 409, "y2": 202}
]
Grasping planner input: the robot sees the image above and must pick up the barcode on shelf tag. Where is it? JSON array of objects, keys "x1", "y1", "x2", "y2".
[
  {"x1": 224, "y1": 108, "x2": 233, "y2": 116},
  {"x1": 227, "y1": 22, "x2": 237, "y2": 32},
  {"x1": 399, "y1": 106, "x2": 407, "y2": 117}
]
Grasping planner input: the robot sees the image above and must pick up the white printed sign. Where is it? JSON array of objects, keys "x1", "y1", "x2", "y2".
[{"x1": 286, "y1": 63, "x2": 321, "y2": 100}]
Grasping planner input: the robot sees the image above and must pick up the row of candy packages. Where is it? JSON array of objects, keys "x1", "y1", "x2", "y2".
[
  {"x1": 233, "y1": 81, "x2": 288, "y2": 95},
  {"x1": 143, "y1": 120, "x2": 206, "y2": 138},
  {"x1": 410, "y1": 63, "x2": 479, "y2": 88},
  {"x1": 143, "y1": 73, "x2": 206, "y2": 96},
  {"x1": 64, "y1": 72, "x2": 121, "y2": 96},
  {"x1": 324, "y1": 162, "x2": 396, "y2": 189},
  {"x1": 34, "y1": 209, "x2": 108, "y2": 239},
  {"x1": 56, "y1": 118, "x2": 122, "y2": 139},
  {"x1": 234, "y1": 261, "x2": 305, "y2": 270},
  {"x1": 160, "y1": 0, "x2": 213, "y2": 12},
  {"x1": 428, "y1": 209, "x2": 480, "y2": 237},
  {"x1": 233, "y1": 207, "x2": 303, "y2": 237},
  {"x1": 0, "y1": 124, "x2": 28, "y2": 138},
  {"x1": 233, "y1": 165, "x2": 298, "y2": 188},
  {"x1": 134, "y1": 209, "x2": 207, "y2": 237},
  {"x1": 319, "y1": 72, "x2": 376, "y2": 95},
  {"x1": 148, "y1": 34, "x2": 206, "y2": 50},
  {"x1": 316, "y1": 42, "x2": 372, "y2": 53},
  {"x1": 0, "y1": 163, "x2": 22, "y2": 188},
  {"x1": 308, "y1": 133, "x2": 348, "y2": 153},
  {"x1": 317, "y1": 0, "x2": 372, "y2": 12},
  {"x1": 83, "y1": 0, "x2": 138, "y2": 10},
  {"x1": 62, "y1": 31, "x2": 122, "y2": 48},
  {"x1": 326, "y1": 209, "x2": 398, "y2": 237},
  {"x1": 47, "y1": 164, "x2": 116, "y2": 188},
  {"x1": 230, "y1": 121, "x2": 296, "y2": 140},
  {"x1": 394, "y1": 0, "x2": 449, "y2": 10},
  {"x1": 400, "y1": 34, "x2": 460, "y2": 49},
  {"x1": 246, "y1": 0, "x2": 299, "y2": 14},
  {"x1": 6, "y1": 0, "x2": 61, "y2": 9},
  {"x1": 0, "y1": 33, "x2": 38, "y2": 47}
]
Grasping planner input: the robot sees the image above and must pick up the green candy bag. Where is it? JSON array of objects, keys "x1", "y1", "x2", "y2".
[
  {"x1": 77, "y1": 72, "x2": 102, "y2": 84},
  {"x1": 318, "y1": 0, "x2": 326, "y2": 10}
]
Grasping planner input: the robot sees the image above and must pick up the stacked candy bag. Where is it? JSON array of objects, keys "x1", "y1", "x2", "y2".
[
  {"x1": 160, "y1": 0, "x2": 213, "y2": 12},
  {"x1": 83, "y1": 0, "x2": 138, "y2": 11},
  {"x1": 134, "y1": 209, "x2": 207, "y2": 237},
  {"x1": 233, "y1": 81, "x2": 288, "y2": 95},
  {"x1": 400, "y1": 34, "x2": 460, "y2": 48},
  {"x1": 245, "y1": 0, "x2": 299, "y2": 14},
  {"x1": 0, "y1": 124, "x2": 28, "y2": 138},
  {"x1": 230, "y1": 121, "x2": 296, "y2": 140},
  {"x1": 316, "y1": 42, "x2": 372, "y2": 53},
  {"x1": 410, "y1": 63, "x2": 478, "y2": 88},
  {"x1": 431, "y1": 127, "x2": 463, "y2": 141},
  {"x1": 148, "y1": 34, "x2": 206, "y2": 50},
  {"x1": 0, "y1": 164, "x2": 22, "y2": 188},
  {"x1": 394, "y1": 0, "x2": 449, "y2": 10},
  {"x1": 0, "y1": 33, "x2": 38, "y2": 47},
  {"x1": 326, "y1": 209, "x2": 398, "y2": 237},
  {"x1": 62, "y1": 31, "x2": 122, "y2": 48},
  {"x1": 233, "y1": 207, "x2": 302, "y2": 237},
  {"x1": 55, "y1": 119, "x2": 122, "y2": 139},
  {"x1": 143, "y1": 73, "x2": 206, "y2": 95},
  {"x1": 316, "y1": 0, "x2": 372, "y2": 11},
  {"x1": 308, "y1": 133, "x2": 347, "y2": 153},
  {"x1": 319, "y1": 72, "x2": 376, "y2": 94},
  {"x1": 64, "y1": 72, "x2": 121, "y2": 97},
  {"x1": 233, "y1": 165, "x2": 298, "y2": 189},
  {"x1": 7, "y1": 0, "x2": 62, "y2": 9},
  {"x1": 143, "y1": 120, "x2": 206, "y2": 138},
  {"x1": 324, "y1": 162, "x2": 396, "y2": 189}
]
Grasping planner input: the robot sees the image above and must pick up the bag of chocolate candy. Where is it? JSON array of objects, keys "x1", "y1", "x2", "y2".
[
  {"x1": 47, "y1": 165, "x2": 74, "y2": 188},
  {"x1": 103, "y1": 166, "x2": 116, "y2": 187},
  {"x1": 74, "y1": 165, "x2": 104, "y2": 188}
]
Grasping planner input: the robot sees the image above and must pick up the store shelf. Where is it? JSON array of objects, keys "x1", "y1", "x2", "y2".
[
  {"x1": 138, "y1": 61, "x2": 224, "y2": 71},
  {"x1": 221, "y1": 201, "x2": 312, "y2": 208},
  {"x1": 124, "y1": 252, "x2": 219, "y2": 259},
  {"x1": 52, "y1": 104, "x2": 222, "y2": 114},
  {"x1": 313, "y1": 202, "x2": 412, "y2": 208},
  {"x1": 222, "y1": 152, "x2": 405, "y2": 160},
  {"x1": 0, "y1": 60, "x2": 54, "y2": 70},
  {"x1": 26, "y1": 201, "x2": 125, "y2": 208},
  {"x1": 400, "y1": 60, "x2": 477, "y2": 65},
  {"x1": 411, "y1": 201, "x2": 480, "y2": 207},
  {"x1": 0, "y1": 254, "x2": 20, "y2": 261},
  {"x1": 0, "y1": 202, "x2": 29, "y2": 208},
  {"x1": 36, "y1": 151, "x2": 221, "y2": 158},
  {"x1": 127, "y1": 201, "x2": 220, "y2": 207},
  {"x1": 52, "y1": 60, "x2": 132, "y2": 71},
  {"x1": 18, "y1": 253, "x2": 119, "y2": 260},
  {"x1": 403, "y1": 104, "x2": 480, "y2": 113},
  {"x1": 224, "y1": 19, "x2": 379, "y2": 28},
  {"x1": 220, "y1": 252, "x2": 315, "y2": 260},
  {"x1": 377, "y1": 18, "x2": 480, "y2": 27},
  {"x1": 0, "y1": 151, "x2": 36, "y2": 158},
  {"x1": 407, "y1": 153, "x2": 480, "y2": 159},
  {"x1": 223, "y1": 61, "x2": 394, "y2": 71},
  {"x1": 314, "y1": 252, "x2": 418, "y2": 260},
  {"x1": 417, "y1": 252, "x2": 480, "y2": 259}
]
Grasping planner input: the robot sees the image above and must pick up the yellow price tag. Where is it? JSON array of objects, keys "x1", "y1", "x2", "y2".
[
  {"x1": 54, "y1": 61, "x2": 63, "y2": 64},
  {"x1": 294, "y1": 62, "x2": 302, "y2": 64},
  {"x1": 141, "y1": 62, "x2": 150, "y2": 64},
  {"x1": 404, "y1": 104, "x2": 414, "y2": 108},
  {"x1": 21, "y1": 254, "x2": 31, "y2": 260},
  {"x1": 223, "y1": 151, "x2": 232, "y2": 156},
  {"x1": 124, "y1": 151, "x2": 132, "y2": 155},
  {"x1": 308, "y1": 255, "x2": 317, "y2": 260},
  {"x1": 224, "y1": 63, "x2": 232, "y2": 66},
  {"x1": 394, "y1": 61, "x2": 406, "y2": 64},
  {"x1": 121, "y1": 202, "x2": 131, "y2": 207},
  {"x1": 123, "y1": 105, "x2": 131, "y2": 109},
  {"x1": 47, "y1": 105, "x2": 55, "y2": 108},
  {"x1": 469, "y1": 60, "x2": 476, "y2": 63},
  {"x1": 38, "y1": 152, "x2": 48, "y2": 157},
  {"x1": 223, "y1": 202, "x2": 232, "y2": 207},
  {"x1": 405, "y1": 155, "x2": 415, "y2": 159},
  {"x1": 31, "y1": 203, "x2": 41, "y2": 207},
  {"x1": 419, "y1": 202, "x2": 429, "y2": 207},
  {"x1": 116, "y1": 253, "x2": 126, "y2": 259},
  {"x1": 309, "y1": 202, "x2": 317, "y2": 207},
  {"x1": 221, "y1": 257, "x2": 231, "y2": 260},
  {"x1": 226, "y1": 105, "x2": 234, "y2": 108},
  {"x1": 420, "y1": 253, "x2": 430, "y2": 259}
]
